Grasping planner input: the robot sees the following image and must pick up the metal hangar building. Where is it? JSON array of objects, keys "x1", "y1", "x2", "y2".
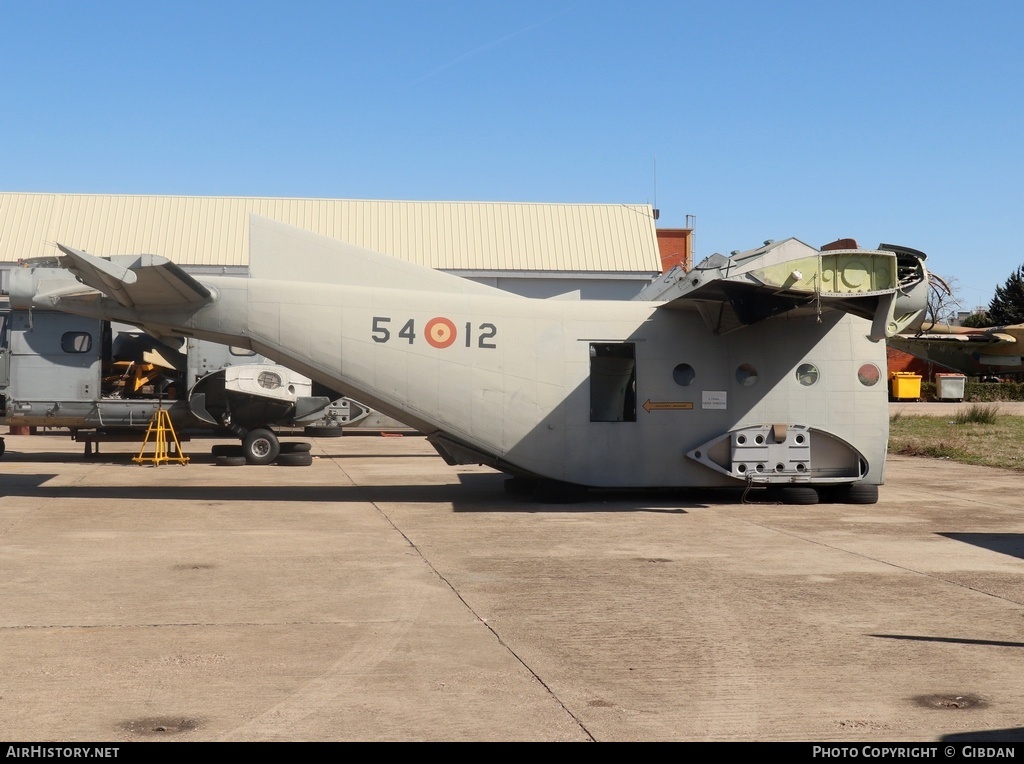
[{"x1": 0, "y1": 193, "x2": 691, "y2": 299}]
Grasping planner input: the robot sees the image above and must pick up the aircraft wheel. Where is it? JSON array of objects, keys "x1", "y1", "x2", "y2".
[
  {"x1": 304, "y1": 426, "x2": 344, "y2": 438},
  {"x1": 242, "y1": 428, "x2": 280, "y2": 465},
  {"x1": 280, "y1": 441, "x2": 312, "y2": 453},
  {"x1": 504, "y1": 476, "x2": 537, "y2": 497},
  {"x1": 211, "y1": 444, "x2": 243, "y2": 457},
  {"x1": 532, "y1": 479, "x2": 588, "y2": 504},
  {"x1": 840, "y1": 483, "x2": 879, "y2": 505},
  {"x1": 780, "y1": 486, "x2": 819, "y2": 505},
  {"x1": 277, "y1": 451, "x2": 313, "y2": 466},
  {"x1": 215, "y1": 455, "x2": 246, "y2": 467},
  {"x1": 0, "y1": 437, "x2": 5, "y2": 458}
]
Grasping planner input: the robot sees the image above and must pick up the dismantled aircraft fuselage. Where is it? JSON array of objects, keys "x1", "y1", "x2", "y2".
[
  {"x1": 11, "y1": 217, "x2": 930, "y2": 502},
  {"x1": 889, "y1": 322, "x2": 1024, "y2": 377}
]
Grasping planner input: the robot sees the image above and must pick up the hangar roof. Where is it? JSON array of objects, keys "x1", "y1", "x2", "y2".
[{"x1": 0, "y1": 193, "x2": 661, "y2": 274}]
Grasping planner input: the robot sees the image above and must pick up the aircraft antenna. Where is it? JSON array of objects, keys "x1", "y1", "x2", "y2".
[
  {"x1": 652, "y1": 155, "x2": 660, "y2": 221},
  {"x1": 815, "y1": 251, "x2": 823, "y2": 323},
  {"x1": 687, "y1": 214, "x2": 696, "y2": 264}
]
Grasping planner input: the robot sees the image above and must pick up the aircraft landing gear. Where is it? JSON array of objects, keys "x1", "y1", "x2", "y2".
[
  {"x1": 774, "y1": 486, "x2": 820, "y2": 505},
  {"x1": 832, "y1": 482, "x2": 879, "y2": 504},
  {"x1": 242, "y1": 428, "x2": 280, "y2": 465},
  {"x1": 768, "y1": 483, "x2": 879, "y2": 505},
  {"x1": 531, "y1": 479, "x2": 589, "y2": 504},
  {"x1": 210, "y1": 430, "x2": 316, "y2": 466},
  {"x1": 503, "y1": 476, "x2": 587, "y2": 503},
  {"x1": 503, "y1": 476, "x2": 537, "y2": 497}
]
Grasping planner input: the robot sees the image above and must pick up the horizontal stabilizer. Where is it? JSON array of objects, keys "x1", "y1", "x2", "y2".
[{"x1": 56, "y1": 244, "x2": 212, "y2": 309}]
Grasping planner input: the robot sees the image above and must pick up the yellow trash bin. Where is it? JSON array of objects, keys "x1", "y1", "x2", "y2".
[{"x1": 890, "y1": 372, "x2": 922, "y2": 400}]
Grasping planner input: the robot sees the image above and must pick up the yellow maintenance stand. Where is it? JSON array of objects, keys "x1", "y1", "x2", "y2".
[{"x1": 134, "y1": 407, "x2": 189, "y2": 466}]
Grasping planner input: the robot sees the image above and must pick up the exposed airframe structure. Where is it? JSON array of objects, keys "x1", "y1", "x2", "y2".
[{"x1": 10, "y1": 217, "x2": 930, "y2": 503}]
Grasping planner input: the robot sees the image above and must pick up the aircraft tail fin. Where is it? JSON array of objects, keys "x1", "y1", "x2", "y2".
[{"x1": 248, "y1": 215, "x2": 512, "y2": 297}]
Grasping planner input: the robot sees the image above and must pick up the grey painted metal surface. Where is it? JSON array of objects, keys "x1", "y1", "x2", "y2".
[{"x1": 10, "y1": 217, "x2": 931, "y2": 501}]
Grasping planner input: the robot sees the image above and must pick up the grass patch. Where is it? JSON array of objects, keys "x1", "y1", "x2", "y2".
[
  {"x1": 889, "y1": 412, "x2": 1024, "y2": 471},
  {"x1": 953, "y1": 404, "x2": 1001, "y2": 425}
]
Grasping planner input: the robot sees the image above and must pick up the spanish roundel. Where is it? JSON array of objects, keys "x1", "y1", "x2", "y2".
[{"x1": 425, "y1": 317, "x2": 457, "y2": 349}]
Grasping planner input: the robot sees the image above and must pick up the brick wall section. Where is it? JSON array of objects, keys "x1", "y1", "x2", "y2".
[
  {"x1": 886, "y1": 345, "x2": 961, "y2": 382},
  {"x1": 656, "y1": 228, "x2": 691, "y2": 272}
]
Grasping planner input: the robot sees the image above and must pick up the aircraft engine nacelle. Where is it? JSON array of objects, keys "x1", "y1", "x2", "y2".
[{"x1": 188, "y1": 364, "x2": 329, "y2": 430}]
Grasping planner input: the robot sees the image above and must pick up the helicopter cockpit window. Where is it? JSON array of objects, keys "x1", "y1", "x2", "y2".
[{"x1": 61, "y1": 331, "x2": 93, "y2": 354}]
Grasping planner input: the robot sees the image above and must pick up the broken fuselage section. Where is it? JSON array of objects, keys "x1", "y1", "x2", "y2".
[
  {"x1": 633, "y1": 238, "x2": 928, "y2": 495},
  {"x1": 11, "y1": 221, "x2": 929, "y2": 502}
]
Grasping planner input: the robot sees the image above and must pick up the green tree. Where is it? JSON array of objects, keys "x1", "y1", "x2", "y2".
[
  {"x1": 960, "y1": 311, "x2": 992, "y2": 328},
  {"x1": 987, "y1": 266, "x2": 1024, "y2": 326}
]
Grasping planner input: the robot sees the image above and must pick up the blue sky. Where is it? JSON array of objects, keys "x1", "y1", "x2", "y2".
[{"x1": 2, "y1": 1, "x2": 1022, "y2": 311}]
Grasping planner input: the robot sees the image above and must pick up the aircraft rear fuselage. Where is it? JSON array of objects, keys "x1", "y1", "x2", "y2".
[{"x1": 172, "y1": 276, "x2": 889, "y2": 488}]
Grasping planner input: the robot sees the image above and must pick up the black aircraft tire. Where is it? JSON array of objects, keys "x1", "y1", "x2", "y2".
[
  {"x1": 211, "y1": 444, "x2": 243, "y2": 457},
  {"x1": 532, "y1": 479, "x2": 588, "y2": 504},
  {"x1": 215, "y1": 455, "x2": 247, "y2": 467},
  {"x1": 780, "y1": 486, "x2": 819, "y2": 505},
  {"x1": 242, "y1": 428, "x2": 280, "y2": 465},
  {"x1": 504, "y1": 476, "x2": 537, "y2": 497},
  {"x1": 0, "y1": 437, "x2": 5, "y2": 458},
  {"x1": 842, "y1": 483, "x2": 879, "y2": 505},
  {"x1": 304, "y1": 426, "x2": 344, "y2": 438},
  {"x1": 280, "y1": 441, "x2": 312, "y2": 454},
  {"x1": 277, "y1": 452, "x2": 313, "y2": 467}
]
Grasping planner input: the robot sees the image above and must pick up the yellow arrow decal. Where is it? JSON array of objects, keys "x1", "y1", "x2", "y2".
[{"x1": 642, "y1": 399, "x2": 694, "y2": 413}]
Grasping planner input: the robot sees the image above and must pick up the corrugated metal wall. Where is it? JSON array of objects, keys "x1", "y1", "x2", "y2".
[{"x1": 0, "y1": 193, "x2": 661, "y2": 273}]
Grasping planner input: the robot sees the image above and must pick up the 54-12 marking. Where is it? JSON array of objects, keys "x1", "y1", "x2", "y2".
[{"x1": 371, "y1": 316, "x2": 497, "y2": 349}]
